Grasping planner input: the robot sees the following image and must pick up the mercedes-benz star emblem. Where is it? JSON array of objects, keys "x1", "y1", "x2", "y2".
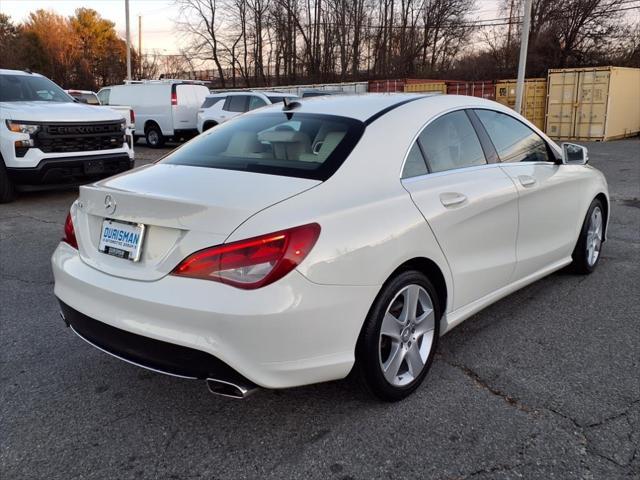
[{"x1": 104, "y1": 194, "x2": 117, "y2": 215}]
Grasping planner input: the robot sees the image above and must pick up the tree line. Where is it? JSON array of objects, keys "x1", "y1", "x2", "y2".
[
  {"x1": 1, "y1": 2, "x2": 638, "y2": 90},
  {"x1": 176, "y1": 0, "x2": 639, "y2": 87}
]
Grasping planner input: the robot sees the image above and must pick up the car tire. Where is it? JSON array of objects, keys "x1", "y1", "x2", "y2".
[
  {"x1": 356, "y1": 270, "x2": 441, "y2": 401},
  {"x1": 145, "y1": 124, "x2": 165, "y2": 148},
  {"x1": 571, "y1": 198, "x2": 605, "y2": 274},
  {"x1": 0, "y1": 158, "x2": 16, "y2": 203},
  {"x1": 203, "y1": 122, "x2": 217, "y2": 132}
]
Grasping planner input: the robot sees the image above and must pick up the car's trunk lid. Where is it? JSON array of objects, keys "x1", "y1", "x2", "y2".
[{"x1": 75, "y1": 164, "x2": 320, "y2": 281}]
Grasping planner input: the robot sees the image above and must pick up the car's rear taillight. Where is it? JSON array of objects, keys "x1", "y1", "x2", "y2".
[
  {"x1": 171, "y1": 223, "x2": 321, "y2": 289},
  {"x1": 171, "y1": 91, "x2": 178, "y2": 106},
  {"x1": 63, "y1": 212, "x2": 78, "y2": 249},
  {"x1": 130, "y1": 109, "x2": 135, "y2": 124}
]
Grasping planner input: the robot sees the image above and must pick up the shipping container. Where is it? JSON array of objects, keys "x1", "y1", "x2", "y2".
[
  {"x1": 404, "y1": 81, "x2": 447, "y2": 94},
  {"x1": 368, "y1": 79, "x2": 405, "y2": 92},
  {"x1": 446, "y1": 80, "x2": 496, "y2": 100},
  {"x1": 496, "y1": 78, "x2": 547, "y2": 130},
  {"x1": 545, "y1": 66, "x2": 640, "y2": 141}
]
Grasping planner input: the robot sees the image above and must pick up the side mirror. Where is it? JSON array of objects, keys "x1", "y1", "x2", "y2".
[{"x1": 561, "y1": 143, "x2": 588, "y2": 165}]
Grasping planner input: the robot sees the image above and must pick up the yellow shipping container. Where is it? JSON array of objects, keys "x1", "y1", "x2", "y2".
[
  {"x1": 495, "y1": 78, "x2": 547, "y2": 130},
  {"x1": 545, "y1": 66, "x2": 640, "y2": 141},
  {"x1": 404, "y1": 82, "x2": 447, "y2": 94}
]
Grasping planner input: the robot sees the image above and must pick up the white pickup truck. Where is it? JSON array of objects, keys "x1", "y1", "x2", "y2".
[
  {"x1": 65, "y1": 89, "x2": 135, "y2": 131},
  {"x1": 0, "y1": 69, "x2": 134, "y2": 203}
]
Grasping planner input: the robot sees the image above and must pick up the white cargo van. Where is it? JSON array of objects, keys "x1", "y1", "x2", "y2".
[{"x1": 97, "y1": 80, "x2": 209, "y2": 148}]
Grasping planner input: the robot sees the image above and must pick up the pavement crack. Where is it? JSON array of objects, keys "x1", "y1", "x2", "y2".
[
  {"x1": 438, "y1": 354, "x2": 533, "y2": 414},
  {"x1": 440, "y1": 355, "x2": 639, "y2": 471},
  {"x1": 584, "y1": 398, "x2": 640, "y2": 428}
]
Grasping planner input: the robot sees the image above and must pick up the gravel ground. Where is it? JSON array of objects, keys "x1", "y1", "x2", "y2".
[{"x1": 1, "y1": 139, "x2": 639, "y2": 480}]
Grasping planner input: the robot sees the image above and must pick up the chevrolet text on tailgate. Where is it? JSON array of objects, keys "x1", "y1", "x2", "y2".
[
  {"x1": 0, "y1": 69, "x2": 134, "y2": 203},
  {"x1": 52, "y1": 94, "x2": 609, "y2": 401}
]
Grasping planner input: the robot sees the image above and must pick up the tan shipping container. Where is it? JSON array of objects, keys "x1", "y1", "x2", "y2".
[
  {"x1": 545, "y1": 66, "x2": 640, "y2": 141},
  {"x1": 404, "y1": 81, "x2": 447, "y2": 94},
  {"x1": 495, "y1": 78, "x2": 547, "y2": 131}
]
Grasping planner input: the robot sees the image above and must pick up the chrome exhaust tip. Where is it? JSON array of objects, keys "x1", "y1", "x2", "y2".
[{"x1": 206, "y1": 378, "x2": 258, "y2": 399}]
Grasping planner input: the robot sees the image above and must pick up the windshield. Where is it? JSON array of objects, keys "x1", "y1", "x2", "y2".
[
  {"x1": 162, "y1": 112, "x2": 365, "y2": 181},
  {"x1": 0, "y1": 74, "x2": 73, "y2": 102}
]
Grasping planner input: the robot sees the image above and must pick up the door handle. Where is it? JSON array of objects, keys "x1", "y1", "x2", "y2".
[
  {"x1": 518, "y1": 175, "x2": 537, "y2": 187},
  {"x1": 440, "y1": 192, "x2": 468, "y2": 208}
]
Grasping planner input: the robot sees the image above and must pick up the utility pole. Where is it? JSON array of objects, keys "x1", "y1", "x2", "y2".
[
  {"x1": 515, "y1": 0, "x2": 533, "y2": 114},
  {"x1": 125, "y1": 0, "x2": 132, "y2": 81},
  {"x1": 138, "y1": 15, "x2": 142, "y2": 79},
  {"x1": 506, "y1": 0, "x2": 515, "y2": 51}
]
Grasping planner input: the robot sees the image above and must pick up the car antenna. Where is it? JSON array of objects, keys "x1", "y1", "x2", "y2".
[{"x1": 282, "y1": 97, "x2": 301, "y2": 111}]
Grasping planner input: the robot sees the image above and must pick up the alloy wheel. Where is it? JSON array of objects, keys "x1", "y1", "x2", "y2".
[
  {"x1": 378, "y1": 284, "x2": 435, "y2": 386},
  {"x1": 586, "y1": 206, "x2": 603, "y2": 266}
]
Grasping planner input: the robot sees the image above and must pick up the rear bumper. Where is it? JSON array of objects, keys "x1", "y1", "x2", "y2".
[
  {"x1": 52, "y1": 242, "x2": 378, "y2": 389},
  {"x1": 7, "y1": 153, "x2": 134, "y2": 186},
  {"x1": 59, "y1": 301, "x2": 255, "y2": 388}
]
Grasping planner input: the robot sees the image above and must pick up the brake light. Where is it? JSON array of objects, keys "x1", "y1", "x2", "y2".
[
  {"x1": 63, "y1": 212, "x2": 78, "y2": 249},
  {"x1": 130, "y1": 109, "x2": 135, "y2": 124},
  {"x1": 171, "y1": 91, "x2": 177, "y2": 106},
  {"x1": 171, "y1": 223, "x2": 321, "y2": 289}
]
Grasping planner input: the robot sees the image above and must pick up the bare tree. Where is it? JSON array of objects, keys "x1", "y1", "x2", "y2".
[{"x1": 175, "y1": 0, "x2": 227, "y2": 86}]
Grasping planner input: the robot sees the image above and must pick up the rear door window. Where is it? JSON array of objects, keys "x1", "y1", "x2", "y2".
[
  {"x1": 224, "y1": 95, "x2": 249, "y2": 112},
  {"x1": 474, "y1": 109, "x2": 551, "y2": 163},
  {"x1": 201, "y1": 97, "x2": 224, "y2": 109},
  {"x1": 248, "y1": 95, "x2": 267, "y2": 110},
  {"x1": 97, "y1": 89, "x2": 110, "y2": 105},
  {"x1": 402, "y1": 143, "x2": 429, "y2": 178},
  {"x1": 418, "y1": 111, "x2": 487, "y2": 173},
  {"x1": 161, "y1": 112, "x2": 365, "y2": 181}
]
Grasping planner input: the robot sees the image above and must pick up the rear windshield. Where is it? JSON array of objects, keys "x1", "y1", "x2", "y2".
[
  {"x1": 70, "y1": 92, "x2": 100, "y2": 105},
  {"x1": 201, "y1": 96, "x2": 224, "y2": 108},
  {"x1": 267, "y1": 96, "x2": 298, "y2": 104},
  {"x1": 162, "y1": 112, "x2": 365, "y2": 181},
  {"x1": 0, "y1": 74, "x2": 73, "y2": 102}
]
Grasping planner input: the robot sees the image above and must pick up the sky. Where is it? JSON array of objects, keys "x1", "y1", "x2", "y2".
[{"x1": 0, "y1": 0, "x2": 181, "y2": 55}]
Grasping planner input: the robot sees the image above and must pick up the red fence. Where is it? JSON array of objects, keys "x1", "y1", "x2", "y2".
[{"x1": 368, "y1": 78, "x2": 496, "y2": 100}]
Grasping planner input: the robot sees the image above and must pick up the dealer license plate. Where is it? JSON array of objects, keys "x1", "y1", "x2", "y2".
[{"x1": 98, "y1": 219, "x2": 145, "y2": 262}]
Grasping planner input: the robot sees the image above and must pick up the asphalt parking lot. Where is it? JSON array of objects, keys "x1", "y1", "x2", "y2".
[{"x1": 1, "y1": 139, "x2": 639, "y2": 480}]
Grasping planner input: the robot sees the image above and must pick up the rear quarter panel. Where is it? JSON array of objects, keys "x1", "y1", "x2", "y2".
[{"x1": 225, "y1": 111, "x2": 455, "y2": 313}]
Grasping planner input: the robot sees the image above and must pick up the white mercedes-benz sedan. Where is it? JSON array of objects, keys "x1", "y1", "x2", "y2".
[{"x1": 52, "y1": 94, "x2": 609, "y2": 401}]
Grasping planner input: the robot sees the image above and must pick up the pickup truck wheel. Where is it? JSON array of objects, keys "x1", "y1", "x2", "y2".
[
  {"x1": 0, "y1": 160, "x2": 16, "y2": 203},
  {"x1": 145, "y1": 124, "x2": 165, "y2": 148}
]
